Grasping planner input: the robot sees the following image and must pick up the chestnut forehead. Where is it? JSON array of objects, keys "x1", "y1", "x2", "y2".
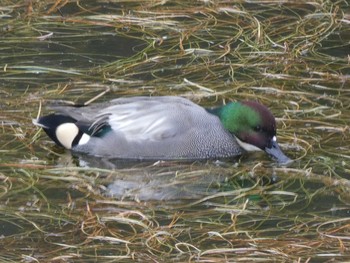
[{"x1": 242, "y1": 101, "x2": 276, "y2": 130}]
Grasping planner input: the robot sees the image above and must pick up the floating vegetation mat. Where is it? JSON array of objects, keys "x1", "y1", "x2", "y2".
[{"x1": 0, "y1": 0, "x2": 350, "y2": 262}]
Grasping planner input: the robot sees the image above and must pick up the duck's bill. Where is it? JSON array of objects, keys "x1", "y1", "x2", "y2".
[{"x1": 265, "y1": 140, "x2": 292, "y2": 164}]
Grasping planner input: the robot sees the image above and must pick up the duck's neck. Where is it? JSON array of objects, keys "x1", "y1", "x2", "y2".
[{"x1": 206, "y1": 102, "x2": 242, "y2": 133}]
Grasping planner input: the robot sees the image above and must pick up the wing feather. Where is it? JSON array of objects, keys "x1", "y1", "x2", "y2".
[
  {"x1": 51, "y1": 96, "x2": 205, "y2": 142},
  {"x1": 99, "y1": 97, "x2": 199, "y2": 142}
]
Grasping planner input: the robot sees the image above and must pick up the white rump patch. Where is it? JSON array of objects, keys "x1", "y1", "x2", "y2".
[
  {"x1": 235, "y1": 136, "x2": 262, "y2": 152},
  {"x1": 56, "y1": 123, "x2": 79, "y2": 149}
]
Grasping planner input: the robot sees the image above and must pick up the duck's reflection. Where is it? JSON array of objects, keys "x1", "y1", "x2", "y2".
[{"x1": 53, "y1": 151, "x2": 241, "y2": 201}]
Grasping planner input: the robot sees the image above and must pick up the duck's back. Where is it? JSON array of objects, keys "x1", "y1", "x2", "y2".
[{"x1": 54, "y1": 96, "x2": 242, "y2": 159}]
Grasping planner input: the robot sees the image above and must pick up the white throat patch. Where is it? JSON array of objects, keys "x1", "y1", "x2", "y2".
[{"x1": 235, "y1": 136, "x2": 262, "y2": 152}]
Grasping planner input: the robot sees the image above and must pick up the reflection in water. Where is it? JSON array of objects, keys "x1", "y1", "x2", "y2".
[
  {"x1": 56, "y1": 152, "x2": 240, "y2": 201},
  {"x1": 106, "y1": 168, "x2": 220, "y2": 201}
]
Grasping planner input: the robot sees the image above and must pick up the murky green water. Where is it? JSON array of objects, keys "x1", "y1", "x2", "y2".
[{"x1": 1, "y1": 1, "x2": 350, "y2": 262}]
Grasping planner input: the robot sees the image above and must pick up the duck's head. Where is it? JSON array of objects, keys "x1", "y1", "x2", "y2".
[{"x1": 217, "y1": 101, "x2": 291, "y2": 164}]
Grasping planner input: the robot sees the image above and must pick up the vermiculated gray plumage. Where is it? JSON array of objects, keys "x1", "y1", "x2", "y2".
[{"x1": 51, "y1": 96, "x2": 242, "y2": 159}]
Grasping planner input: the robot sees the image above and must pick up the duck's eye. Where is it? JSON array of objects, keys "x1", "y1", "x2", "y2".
[{"x1": 254, "y1": 125, "x2": 262, "y2": 132}]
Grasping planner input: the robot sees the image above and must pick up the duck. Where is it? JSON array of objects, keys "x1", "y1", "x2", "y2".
[{"x1": 33, "y1": 96, "x2": 291, "y2": 164}]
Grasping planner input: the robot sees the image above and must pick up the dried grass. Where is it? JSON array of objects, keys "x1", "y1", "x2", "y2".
[{"x1": 0, "y1": 0, "x2": 350, "y2": 262}]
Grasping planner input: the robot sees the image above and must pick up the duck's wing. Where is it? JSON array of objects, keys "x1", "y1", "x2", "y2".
[
  {"x1": 51, "y1": 96, "x2": 207, "y2": 142},
  {"x1": 101, "y1": 96, "x2": 203, "y2": 142}
]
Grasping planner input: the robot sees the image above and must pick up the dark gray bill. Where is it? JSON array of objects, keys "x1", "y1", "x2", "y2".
[{"x1": 265, "y1": 140, "x2": 292, "y2": 164}]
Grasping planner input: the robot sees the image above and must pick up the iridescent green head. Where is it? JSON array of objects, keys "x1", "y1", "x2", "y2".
[{"x1": 214, "y1": 101, "x2": 290, "y2": 164}]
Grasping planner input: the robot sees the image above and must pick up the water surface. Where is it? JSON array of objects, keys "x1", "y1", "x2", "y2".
[{"x1": 0, "y1": 1, "x2": 350, "y2": 262}]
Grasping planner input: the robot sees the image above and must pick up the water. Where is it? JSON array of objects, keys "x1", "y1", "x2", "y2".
[{"x1": 0, "y1": 1, "x2": 350, "y2": 262}]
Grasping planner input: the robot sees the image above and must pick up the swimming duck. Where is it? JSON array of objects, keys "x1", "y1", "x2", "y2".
[{"x1": 33, "y1": 96, "x2": 291, "y2": 163}]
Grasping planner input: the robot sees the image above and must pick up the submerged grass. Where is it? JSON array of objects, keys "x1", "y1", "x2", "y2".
[
  {"x1": 1, "y1": 161, "x2": 350, "y2": 261},
  {"x1": 1, "y1": 0, "x2": 350, "y2": 261}
]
